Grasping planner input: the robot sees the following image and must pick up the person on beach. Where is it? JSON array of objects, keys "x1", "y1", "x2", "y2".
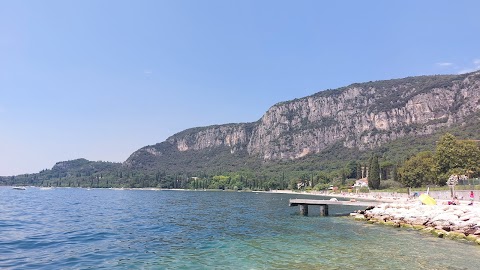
[
  {"x1": 448, "y1": 196, "x2": 459, "y2": 205},
  {"x1": 469, "y1": 191, "x2": 474, "y2": 205}
]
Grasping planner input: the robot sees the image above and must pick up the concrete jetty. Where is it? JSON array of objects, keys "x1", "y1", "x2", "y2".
[{"x1": 289, "y1": 199, "x2": 380, "y2": 216}]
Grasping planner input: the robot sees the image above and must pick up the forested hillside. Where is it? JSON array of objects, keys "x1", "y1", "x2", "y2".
[{"x1": 3, "y1": 71, "x2": 480, "y2": 190}]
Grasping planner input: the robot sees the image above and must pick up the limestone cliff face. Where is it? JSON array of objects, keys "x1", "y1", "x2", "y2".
[
  {"x1": 166, "y1": 124, "x2": 253, "y2": 154},
  {"x1": 126, "y1": 71, "x2": 480, "y2": 166}
]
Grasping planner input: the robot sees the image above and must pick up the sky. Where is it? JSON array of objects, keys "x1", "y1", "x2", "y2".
[{"x1": 1, "y1": 0, "x2": 480, "y2": 176}]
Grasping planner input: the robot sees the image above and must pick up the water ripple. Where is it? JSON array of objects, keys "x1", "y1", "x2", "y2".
[{"x1": 1, "y1": 187, "x2": 480, "y2": 269}]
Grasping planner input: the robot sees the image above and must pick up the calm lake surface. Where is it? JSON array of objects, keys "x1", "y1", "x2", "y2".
[{"x1": 1, "y1": 187, "x2": 479, "y2": 269}]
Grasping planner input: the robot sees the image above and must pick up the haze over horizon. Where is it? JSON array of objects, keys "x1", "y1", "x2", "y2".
[{"x1": 1, "y1": 0, "x2": 480, "y2": 176}]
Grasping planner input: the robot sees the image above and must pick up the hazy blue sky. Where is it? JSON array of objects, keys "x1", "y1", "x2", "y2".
[{"x1": 1, "y1": 0, "x2": 479, "y2": 176}]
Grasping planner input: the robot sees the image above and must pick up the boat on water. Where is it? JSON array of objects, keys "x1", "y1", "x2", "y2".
[{"x1": 12, "y1": 186, "x2": 27, "y2": 190}]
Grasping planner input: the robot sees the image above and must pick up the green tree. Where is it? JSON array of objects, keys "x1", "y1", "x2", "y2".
[
  {"x1": 435, "y1": 133, "x2": 480, "y2": 185},
  {"x1": 368, "y1": 155, "x2": 380, "y2": 189},
  {"x1": 398, "y1": 151, "x2": 436, "y2": 187},
  {"x1": 299, "y1": 173, "x2": 310, "y2": 187},
  {"x1": 289, "y1": 178, "x2": 299, "y2": 190},
  {"x1": 344, "y1": 161, "x2": 357, "y2": 179},
  {"x1": 436, "y1": 133, "x2": 460, "y2": 176},
  {"x1": 316, "y1": 171, "x2": 330, "y2": 184},
  {"x1": 391, "y1": 164, "x2": 398, "y2": 182},
  {"x1": 379, "y1": 161, "x2": 394, "y2": 180},
  {"x1": 210, "y1": 175, "x2": 230, "y2": 189},
  {"x1": 356, "y1": 163, "x2": 362, "y2": 179}
]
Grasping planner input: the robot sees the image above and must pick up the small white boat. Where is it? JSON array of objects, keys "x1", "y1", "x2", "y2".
[{"x1": 12, "y1": 186, "x2": 26, "y2": 190}]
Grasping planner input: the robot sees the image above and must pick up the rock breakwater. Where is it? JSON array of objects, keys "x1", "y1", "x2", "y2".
[{"x1": 353, "y1": 202, "x2": 480, "y2": 245}]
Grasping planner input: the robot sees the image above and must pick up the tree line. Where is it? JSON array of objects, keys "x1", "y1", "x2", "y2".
[
  {"x1": 397, "y1": 133, "x2": 480, "y2": 188},
  {"x1": 3, "y1": 133, "x2": 478, "y2": 191}
]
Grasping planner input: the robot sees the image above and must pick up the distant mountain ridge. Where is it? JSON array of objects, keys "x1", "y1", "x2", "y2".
[
  {"x1": 124, "y1": 71, "x2": 480, "y2": 171},
  {"x1": 3, "y1": 71, "x2": 480, "y2": 187}
]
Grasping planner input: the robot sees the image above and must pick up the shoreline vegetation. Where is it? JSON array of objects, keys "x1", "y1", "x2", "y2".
[{"x1": 4, "y1": 133, "x2": 480, "y2": 193}]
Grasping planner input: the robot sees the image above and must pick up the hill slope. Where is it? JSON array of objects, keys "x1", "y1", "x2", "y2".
[
  {"x1": 4, "y1": 71, "x2": 480, "y2": 188},
  {"x1": 124, "y1": 71, "x2": 480, "y2": 173}
]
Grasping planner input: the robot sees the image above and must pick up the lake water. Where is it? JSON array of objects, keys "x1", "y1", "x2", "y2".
[{"x1": 1, "y1": 187, "x2": 479, "y2": 269}]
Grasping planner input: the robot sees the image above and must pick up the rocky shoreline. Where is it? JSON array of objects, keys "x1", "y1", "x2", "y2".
[{"x1": 352, "y1": 202, "x2": 480, "y2": 245}]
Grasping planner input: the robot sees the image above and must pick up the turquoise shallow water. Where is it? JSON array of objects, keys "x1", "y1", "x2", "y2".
[{"x1": 1, "y1": 187, "x2": 479, "y2": 269}]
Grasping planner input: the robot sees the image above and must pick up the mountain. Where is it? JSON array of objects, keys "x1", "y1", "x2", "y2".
[
  {"x1": 4, "y1": 71, "x2": 480, "y2": 188},
  {"x1": 0, "y1": 159, "x2": 121, "y2": 187},
  {"x1": 124, "y1": 71, "x2": 480, "y2": 173}
]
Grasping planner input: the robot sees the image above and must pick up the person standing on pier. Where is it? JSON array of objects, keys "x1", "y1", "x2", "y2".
[{"x1": 469, "y1": 191, "x2": 474, "y2": 205}]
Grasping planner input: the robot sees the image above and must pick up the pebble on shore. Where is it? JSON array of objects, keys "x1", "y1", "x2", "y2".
[{"x1": 352, "y1": 201, "x2": 480, "y2": 245}]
